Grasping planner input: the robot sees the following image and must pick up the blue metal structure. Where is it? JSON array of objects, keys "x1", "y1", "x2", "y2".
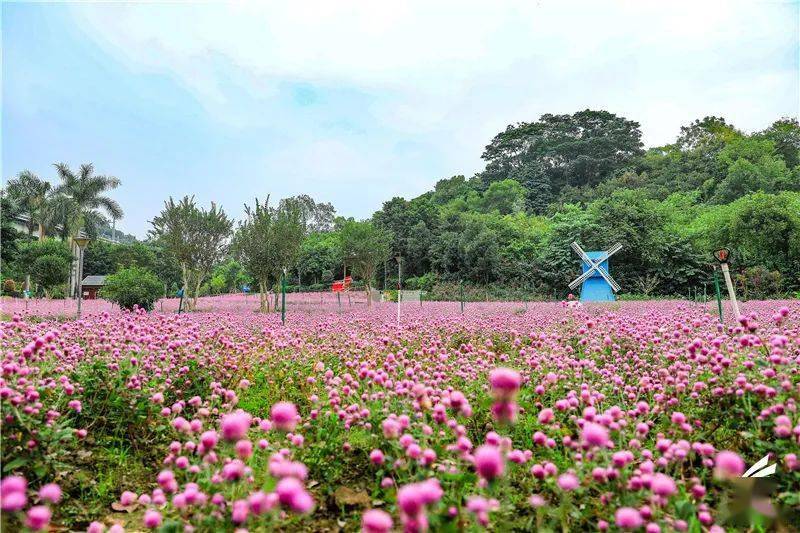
[
  {"x1": 568, "y1": 242, "x2": 622, "y2": 302},
  {"x1": 579, "y1": 251, "x2": 615, "y2": 302}
]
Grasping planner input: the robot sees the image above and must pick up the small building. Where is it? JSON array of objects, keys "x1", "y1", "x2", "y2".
[{"x1": 81, "y1": 275, "x2": 106, "y2": 300}]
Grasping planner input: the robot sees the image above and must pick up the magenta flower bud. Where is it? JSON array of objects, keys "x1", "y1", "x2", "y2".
[
  {"x1": 474, "y1": 445, "x2": 504, "y2": 480},
  {"x1": 714, "y1": 451, "x2": 745, "y2": 478},
  {"x1": 25, "y1": 505, "x2": 51, "y2": 531},
  {"x1": 362, "y1": 509, "x2": 393, "y2": 533},
  {"x1": 143, "y1": 510, "x2": 162, "y2": 529},
  {"x1": 615, "y1": 507, "x2": 643, "y2": 530},
  {"x1": 271, "y1": 402, "x2": 299, "y2": 431}
]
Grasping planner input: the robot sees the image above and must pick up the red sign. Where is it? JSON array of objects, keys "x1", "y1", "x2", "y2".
[{"x1": 331, "y1": 276, "x2": 352, "y2": 292}]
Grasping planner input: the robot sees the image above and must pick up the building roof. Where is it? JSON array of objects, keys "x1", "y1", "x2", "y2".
[{"x1": 82, "y1": 275, "x2": 106, "y2": 286}]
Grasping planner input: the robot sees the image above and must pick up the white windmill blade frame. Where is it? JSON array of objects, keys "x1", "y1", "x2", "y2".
[
  {"x1": 569, "y1": 242, "x2": 623, "y2": 292},
  {"x1": 570, "y1": 257, "x2": 618, "y2": 291}
]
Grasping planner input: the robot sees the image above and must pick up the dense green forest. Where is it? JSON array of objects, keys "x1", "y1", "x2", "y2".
[{"x1": 3, "y1": 111, "x2": 799, "y2": 301}]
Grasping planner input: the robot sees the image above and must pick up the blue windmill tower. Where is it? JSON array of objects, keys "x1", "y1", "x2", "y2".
[{"x1": 568, "y1": 242, "x2": 623, "y2": 302}]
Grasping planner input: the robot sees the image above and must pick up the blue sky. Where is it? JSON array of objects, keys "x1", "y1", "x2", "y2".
[{"x1": 3, "y1": 1, "x2": 798, "y2": 238}]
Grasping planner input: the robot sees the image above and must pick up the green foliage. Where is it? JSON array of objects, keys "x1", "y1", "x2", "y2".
[
  {"x1": 102, "y1": 266, "x2": 164, "y2": 310},
  {"x1": 31, "y1": 255, "x2": 70, "y2": 295},
  {"x1": 149, "y1": 196, "x2": 232, "y2": 308},
  {"x1": 339, "y1": 220, "x2": 393, "y2": 300}
]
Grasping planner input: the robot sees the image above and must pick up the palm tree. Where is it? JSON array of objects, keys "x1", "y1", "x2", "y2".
[
  {"x1": 53, "y1": 163, "x2": 123, "y2": 296},
  {"x1": 53, "y1": 163, "x2": 123, "y2": 238},
  {"x1": 4, "y1": 170, "x2": 55, "y2": 239}
]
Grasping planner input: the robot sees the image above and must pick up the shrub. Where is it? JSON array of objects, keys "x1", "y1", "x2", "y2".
[
  {"x1": 3, "y1": 279, "x2": 16, "y2": 294},
  {"x1": 31, "y1": 255, "x2": 70, "y2": 297},
  {"x1": 101, "y1": 266, "x2": 163, "y2": 311}
]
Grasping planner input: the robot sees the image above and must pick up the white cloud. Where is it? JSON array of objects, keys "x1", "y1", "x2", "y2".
[{"x1": 58, "y1": 0, "x2": 798, "y2": 234}]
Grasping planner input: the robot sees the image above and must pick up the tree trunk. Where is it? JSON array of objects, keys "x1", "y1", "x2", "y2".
[
  {"x1": 259, "y1": 280, "x2": 268, "y2": 312},
  {"x1": 37, "y1": 223, "x2": 45, "y2": 241}
]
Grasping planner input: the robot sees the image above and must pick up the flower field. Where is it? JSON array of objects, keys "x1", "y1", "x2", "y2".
[{"x1": 1, "y1": 298, "x2": 799, "y2": 532}]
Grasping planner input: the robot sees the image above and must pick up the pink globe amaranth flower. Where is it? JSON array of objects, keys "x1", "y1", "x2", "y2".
[
  {"x1": 474, "y1": 445, "x2": 504, "y2": 480},
  {"x1": 26, "y1": 505, "x2": 51, "y2": 531},
  {"x1": 275, "y1": 477, "x2": 314, "y2": 513},
  {"x1": 144, "y1": 509, "x2": 162, "y2": 529},
  {"x1": 370, "y1": 449, "x2": 385, "y2": 465},
  {"x1": 489, "y1": 367, "x2": 522, "y2": 400},
  {"x1": 650, "y1": 474, "x2": 677, "y2": 497},
  {"x1": 362, "y1": 508, "x2": 393, "y2": 533},
  {"x1": 119, "y1": 490, "x2": 137, "y2": 506},
  {"x1": 615, "y1": 507, "x2": 644, "y2": 529},
  {"x1": 557, "y1": 473, "x2": 579, "y2": 491},
  {"x1": 231, "y1": 499, "x2": 249, "y2": 524},
  {"x1": 235, "y1": 439, "x2": 254, "y2": 459},
  {"x1": 271, "y1": 402, "x2": 299, "y2": 431},
  {"x1": 87, "y1": 521, "x2": 105, "y2": 533},
  {"x1": 200, "y1": 430, "x2": 218, "y2": 450},
  {"x1": 220, "y1": 411, "x2": 252, "y2": 441},
  {"x1": 714, "y1": 451, "x2": 745, "y2": 478},
  {"x1": 538, "y1": 408, "x2": 554, "y2": 424},
  {"x1": 581, "y1": 422, "x2": 609, "y2": 448},
  {"x1": 1, "y1": 475, "x2": 28, "y2": 511}
]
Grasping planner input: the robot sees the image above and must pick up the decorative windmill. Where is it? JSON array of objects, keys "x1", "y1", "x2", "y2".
[{"x1": 568, "y1": 242, "x2": 623, "y2": 302}]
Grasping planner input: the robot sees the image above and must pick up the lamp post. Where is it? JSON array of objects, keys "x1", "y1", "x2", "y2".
[
  {"x1": 713, "y1": 248, "x2": 740, "y2": 319},
  {"x1": 281, "y1": 267, "x2": 287, "y2": 325},
  {"x1": 73, "y1": 237, "x2": 91, "y2": 320},
  {"x1": 395, "y1": 255, "x2": 401, "y2": 327}
]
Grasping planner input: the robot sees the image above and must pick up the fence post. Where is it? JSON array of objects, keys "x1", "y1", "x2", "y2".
[{"x1": 713, "y1": 267, "x2": 723, "y2": 322}]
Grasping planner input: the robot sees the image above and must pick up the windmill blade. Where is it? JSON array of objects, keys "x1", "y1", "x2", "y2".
[
  {"x1": 742, "y1": 455, "x2": 770, "y2": 478},
  {"x1": 751, "y1": 463, "x2": 776, "y2": 478},
  {"x1": 571, "y1": 242, "x2": 592, "y2": 264},
  {"x1": 606, "y1": 242, "x2": 623, "y2": 257},
  {"x1": 569, "y1": 266, "x2": 597, "y2": 289},
  {"x1": 596, "y1": 267, "x2": 621, "y2": 292}
]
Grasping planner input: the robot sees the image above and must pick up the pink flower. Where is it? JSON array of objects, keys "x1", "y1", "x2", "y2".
[
  {"x1": 581, "y1": 423, "x2": 609, "y2": 448},
  {"x1": 1, "y1": 476, "x2": 28, "y2": 511},
  {"x1": 615, "y1": 507, "x2": 643, "y2": 529},
  {"x1": 474, "y1": 445, "x2": 504, "y2": 480},
  {"x1": 650, "y1": 474, "x2": 677, "y2": 497},
  {"x1": 362, "y1": 509, "x2": 393, "y2": 533},
  {"x1": 220, "y1": 411, "x2": 252, "y2": 441},
  {"x1": 557, "y1": 473, "x2": 579, "y2": 491},
  {"x1": 144, "y1": 509, "x2": 162, "y2": 529},
  {"x1": 271, "y1": 402, "x2": 299, "y2": 431},
  {"x1": 370, "y1": 449, "x2": 385, "y2": 465},
  {"x1": 26, "y1": 505, "x2": 51, "y2": 531},
  {"x1": 714, "y1": 451, "x2": 745, "y2": 478},
  {"x1": 119, "y1": 490, "x2": 137, "y2": 506},
  {"x1": 489, "y1": 368, "x2": 522, "y2": 400}
]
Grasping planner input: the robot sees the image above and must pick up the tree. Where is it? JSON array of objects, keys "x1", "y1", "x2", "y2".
[
  {"x1": 297, "y1": 232, "x2": 340, "y2": 286},
  {"x1": 232, "y1": 197, "x2": 304, "y2": 312},
  {"x1": 15, "y1": 239, "x2": 73, "y2": 295},
  {"x1": 758, "y1": 117, "x2": 800, "y2": 168},
  {"x1": 481, "y1": 179, "x2": 526, "y2": 215},
  {"x1": 52, "y1": 162, "x2": 123, "y2": 297},
  {"x1": 53, "y1": 163, "x2": 123, "y2": 239},
  {"x1": 481, "y1": 110, "x2": 644, "y2": 199},
  {"x1": 286, "y1": 194, "x2": 337, "y2": 233},
  {"x1": 102, "y1": 266, "x2": 163, "y2": 311},
  {"x1": 31, "y1": 255, "x2": 69, "y2": 297},
  {"x1": 4, "y1": 171, "x2": 55, "y2": 238},
  {"x1": 339, "y1": 220, "x2": 392, "y2": 307},
  {"x1": 149, "y1": 196, "x2": 232, "y2": 310}
]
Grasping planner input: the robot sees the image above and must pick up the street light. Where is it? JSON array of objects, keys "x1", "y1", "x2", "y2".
[
  {"x1": 395, "y1": 255, "x2": 401, "y2": 327},
  {"x1": 73, "y1": 237, "x2": 91, "y2": 320}
]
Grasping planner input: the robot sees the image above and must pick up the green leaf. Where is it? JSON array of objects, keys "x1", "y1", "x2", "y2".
[{"x1": 2, "y1": 457, "x2": 28, "y2": 472}]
